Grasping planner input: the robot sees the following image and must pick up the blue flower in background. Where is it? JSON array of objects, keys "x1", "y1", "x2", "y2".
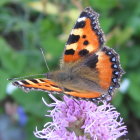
[{"x1": 17, "y1": 106, "x2": 28, "y2": 126}]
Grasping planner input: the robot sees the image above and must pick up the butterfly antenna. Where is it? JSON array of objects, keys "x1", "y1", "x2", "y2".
[
  {"x1": 40, "y1": 47, "x2": 50, "y2": 72},
  {"x1": 8, "y1": 73, "x2": 46, "y2": 81}
]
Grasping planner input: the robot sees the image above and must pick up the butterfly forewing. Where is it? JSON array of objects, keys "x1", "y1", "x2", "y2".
[
  {"x1": 63, "y1": 7, "x2": 105, "y2": 64},
  {"x1": 13, "y1": 78, "x2": 63, "y2": 93}
]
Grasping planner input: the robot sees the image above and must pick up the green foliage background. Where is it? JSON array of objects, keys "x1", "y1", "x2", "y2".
[{"x1": 0, "y1": 0, "x2": 140, "y2": 139}]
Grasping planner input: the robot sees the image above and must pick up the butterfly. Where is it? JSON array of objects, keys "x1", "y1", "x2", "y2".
[{"x1": 12, "y1": 7, "x2": 124, "y2": 102}]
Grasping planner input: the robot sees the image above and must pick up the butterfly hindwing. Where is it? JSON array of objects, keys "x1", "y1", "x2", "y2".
[
  {"x1": 84, "y1": 46, "x2": 124, "y2": 96},
  {"x1": 64, "y1": 90, "x2": 101, "y2": 99},
  {"x1": 63, "y1": 7, "x2": 105, "y2": 63},
  {"x1": 62, "y1": 47, "x2": 124, "y2": 100}
]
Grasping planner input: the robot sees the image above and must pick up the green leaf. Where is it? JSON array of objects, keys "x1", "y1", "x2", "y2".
[
  {"x1": 112, "y1": 92, "x2": 124, "y2": 108},
  {"x1": 13, "y1": 89, "x2": 52, "y2": 117},
  {"x1": 0, "y1": 37, "x2": 27, "y2": 74},
  {"x1": 90, "y1": 0, "x2": 118, "y2": 10},
  {"x1": 107, "y1": 27, "x2": 133, "y2": 47},
  {"x1": 119, "y1": 49, "x2": 129, "y2": 68},
  {"x1": 0, "y1": 0, "x2": 11, "y2": 6},
  {"x1": 128, "y1": 72, "x2": 140, "y2": 102},
  {"x1": 41, "y1": 35, "x2": 64, "y2": 68},
  {"x1": 126, "y1": 46, "x2": 140, "y2": 68},
  {"x1": 116, "y1": 102, "x2": 129, "y2": 120},
  {"x1": 128, "y1": 100, "x2": 140, "y2": 118},
  {"x1": 0, "y1": 70, "x2": 9, "y2": 99},
  {"x1": 100, "y1": 17, "x2": 114, "y2": 33}
]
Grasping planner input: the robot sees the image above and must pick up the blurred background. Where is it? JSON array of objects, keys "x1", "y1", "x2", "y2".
[{"x1": 0, "y1": 0, "x2": 140, "y2": 139}]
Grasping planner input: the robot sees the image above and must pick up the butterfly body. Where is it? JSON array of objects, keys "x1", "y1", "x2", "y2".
[
  {"x1": 12, "y1": 7, "x2": 124, "y2": 101},
  {"x1": 46, "y1": 67, "x2": 103, "y2": 94}
]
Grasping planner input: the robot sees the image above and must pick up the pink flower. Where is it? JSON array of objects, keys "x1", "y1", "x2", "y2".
[{"x1": 34, "y1": 95, "x2": 127, "y2": 140}]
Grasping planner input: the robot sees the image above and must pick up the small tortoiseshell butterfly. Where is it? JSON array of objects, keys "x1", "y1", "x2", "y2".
[{"x1": 12, "y1": 7, "x2": 124, "y2": 101}]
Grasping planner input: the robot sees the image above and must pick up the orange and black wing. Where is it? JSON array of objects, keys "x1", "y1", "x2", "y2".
[
  {"x1": 62, "y1": 47, "x2": 124, "y2": 101},
  {"x1": 84, "y1": 46, "x2": 124, "y2": 98},
  {"x1": 12, "y1": 78, "x2": 101, "y2": 99},
  {"x1": 63, "y1": 7, "x2": 105, "y2": 64},
  {"x1": 12, "y1": 78, "x2": 63, "y2": 94}
]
